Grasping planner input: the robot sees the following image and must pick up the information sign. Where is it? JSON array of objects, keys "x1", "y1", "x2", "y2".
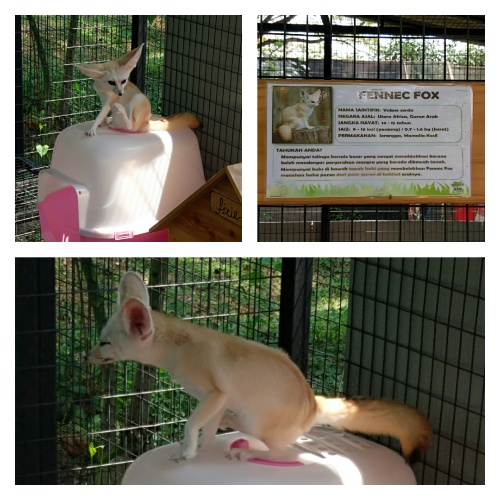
[{"x1": 267, "y1": 84, "x2": 472, "y2": 198}]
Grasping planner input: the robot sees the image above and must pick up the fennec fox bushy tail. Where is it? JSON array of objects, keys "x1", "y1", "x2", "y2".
[
  {"x1": 85, "y1": 271, "x2": 432, "y2": 464},
  {"x1": 277, "y1": 88, "x2": 321, "y2": 142},
  {"x1": 74, "y1": 44, "x2": 200, "y2": 137}
]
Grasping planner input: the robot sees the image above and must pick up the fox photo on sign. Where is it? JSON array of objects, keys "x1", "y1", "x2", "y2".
[{"x1": 267, "y1": 83, "x2": 472, "y2": 199}]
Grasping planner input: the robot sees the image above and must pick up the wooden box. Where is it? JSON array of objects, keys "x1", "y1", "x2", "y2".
[{"x1": 150, "y1": 163, "x2": 242, "y2": 241}]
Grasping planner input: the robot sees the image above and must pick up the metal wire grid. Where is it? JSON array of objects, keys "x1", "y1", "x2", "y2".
[
  {"x1": 16, "y1": 15, "x2": 134, "y2": 242},
  {"x1": 258, "y1": 15, "x2": 485, "y2": 80},
  {"x1": 17, "y1": 258, "x2": 483, "y2": 484},
  {"x1": 308, "y1": 258, "x2": 350, "y2": 396},
  {"x1": 15, "y1": 15, "x2": 242, "y2": 241},
  {"x1": 345, "y1": 258, "x2": 485, "y2": 484},
  {"x1": 53, "y1": 258, "x2": 283, "y2": 484},
  {"x1": 163, "y1": 16, "x2": 242, "y2": 179},
  {"x1": 19, "y1": 15, "x2": 133, "y2": 155},
  {"x1": 16, "y1": 259, "x2": 57, "y2": 484},
  {"x1": 258, "y1": 204, "x2": 486, "y2": 242},
  {"x1": 16, "y1": 257, "x2": 350, "y2": 483},
  {"x1": 257, "y1": 16, "x2": 485, "y2": 242}
]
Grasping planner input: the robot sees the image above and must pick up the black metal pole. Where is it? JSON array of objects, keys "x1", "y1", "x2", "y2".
[
  {"x1": 131, "y1": 15, "x2": 148, "y2": 89},
  {"x1": 279, "y1": 258, "x2": 313, "y2": 375},
  {"x1": 321, "y1": 205, "x2": 330, "y2": 241},
  {"x1": 321, "y1": 15, "x2": 332, "y2": 79},
  {"x1": 320, "y1": 17, "x2": 332, "y2": 241},
  {"x1": 15, "y1": 258, "x2": 57, "y2": 484},
  {"x1": 15, "y1": 15, "x2": 24, "y2": 160}
]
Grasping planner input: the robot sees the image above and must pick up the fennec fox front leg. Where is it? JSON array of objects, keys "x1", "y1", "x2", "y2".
[{"x1": 74, "y1": 44, "x2": 200, "y2": 137}]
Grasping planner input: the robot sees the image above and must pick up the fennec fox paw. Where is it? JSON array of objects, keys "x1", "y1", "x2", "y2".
[
  {"x1": 112, "y1": 103, "x2": 126, "y2": 115},
  {"x1": 170, "y1": 441, "x2": 197, "y2": 463}
]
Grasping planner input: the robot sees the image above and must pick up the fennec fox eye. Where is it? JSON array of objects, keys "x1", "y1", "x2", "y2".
[{"x1": 108, "y1": 80, "x2": 127, "y2": 86}]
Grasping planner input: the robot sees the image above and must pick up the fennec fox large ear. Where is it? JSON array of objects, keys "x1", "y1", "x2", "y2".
[
  {"x1": 118, "y1": 271, "x2": 150, "y2": 308},
  {"x1": 74, "y1": 62, "x2": 106, "y2": 80},
  {"x1": 116, "y1": 43, "x2": 144, "y2": 73},
  {"x1": 120, "y1": 297, "x2": 153, "y2": 341},
  {"x1": 74, "y1": 43, "x2": 144, "y2": 79}
]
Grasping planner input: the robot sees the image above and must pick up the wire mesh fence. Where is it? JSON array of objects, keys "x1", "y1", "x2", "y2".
[
  {"x1": 257, "y1": 15, "x2": 485, "y2": 242},
  {"x1": 258, "y1": 15, "x2": 485, "y2": 80},
  {"x1": 54, "y1": 258, "x2": 283, "y2": 484},
  {"x1": 15, "y1": 15, "x2": 242, "y2": 241},
  {"x1": 16, "y1": 257, "x2": 484, "y2": 484},
  {"x1": 16, "y1": 258, "x2": 349, "y2": 484},
  {"x1": 346, "y1": 258, "x2": 485, "y2": 484},
  {"x1": 258, "y1": 204, "x2": 485, "y2": 242}
]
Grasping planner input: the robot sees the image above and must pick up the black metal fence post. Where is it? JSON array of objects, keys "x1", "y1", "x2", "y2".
[
  {"x1": 15, "y1": 258, "x2": 57, "y2": 484},
  {"x1": 131, "y1": 15, "x2": 148, "y2": 89},
  {"x1": 279, "y1": 258, "x2": 313, "y2": 375},
  {"x1": 15, "y1": 15, "x2": 24, "y2": 160}
]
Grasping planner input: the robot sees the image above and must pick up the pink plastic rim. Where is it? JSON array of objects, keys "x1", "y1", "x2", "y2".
[
  {"x1": 229, "y1": 439, "x2": 304, "y2": 467},
  {"x1": 248, "y1": 458, "x2": 304, "y2": 467}
]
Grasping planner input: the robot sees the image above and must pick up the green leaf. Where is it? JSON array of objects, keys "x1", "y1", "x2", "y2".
[
  {"x1": 36, "y1": 144, "x2": 49, "y2": 157},
  {"x1": 89, "y1": 441, "x2": 104, "y2": 459}
]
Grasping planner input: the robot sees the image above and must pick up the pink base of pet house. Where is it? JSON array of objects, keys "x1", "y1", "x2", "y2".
[{"x1": 38, "y1": 121, "x2": 205, "y2": 242}]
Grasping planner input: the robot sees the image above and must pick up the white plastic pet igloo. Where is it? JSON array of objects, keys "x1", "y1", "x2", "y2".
[
  {"x1": 37, "y1": 121, "x2": 206, "y2": 242},
  {"x1": 122, "y1": 427, "x2": 418, "y2": 485}
]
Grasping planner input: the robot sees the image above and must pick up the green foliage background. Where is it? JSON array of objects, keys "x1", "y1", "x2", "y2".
[{"x1": 55, "y1": 257, "x2": 350, "y2": 484}]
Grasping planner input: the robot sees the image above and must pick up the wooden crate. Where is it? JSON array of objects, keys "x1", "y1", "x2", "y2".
[{"x1": 150, "y1": 163, "x2": 242, "y2": 241}]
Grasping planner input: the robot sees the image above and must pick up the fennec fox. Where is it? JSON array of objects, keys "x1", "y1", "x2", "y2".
[
  {"x1": 277, "y1": 88, "x2": 321, "y2": 142},
  {"x1": 86, "y1": 271, "x2": 432, "y2": 464},
  {"x1": 74, "y1": 44, "x2": 200, "y2": 137}
]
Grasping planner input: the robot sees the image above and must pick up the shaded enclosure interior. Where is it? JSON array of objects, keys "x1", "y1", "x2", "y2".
[
  {"x1": 15, "y1": 15, "x2": 242, "y2": 241},
  {"x1": 16, "y1": 258, "x2": 484, "y2": 485}
]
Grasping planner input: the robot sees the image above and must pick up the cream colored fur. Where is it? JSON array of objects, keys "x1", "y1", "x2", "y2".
[
  {"x1": 277, "y1": 88, "x2": 321, "y2": 142},
  {"x1": 86, "y1": 272, "x2": 432, "y2": 464},
  {"x1": 74, "y1": 44, "x2": 200, "y2": 137}
]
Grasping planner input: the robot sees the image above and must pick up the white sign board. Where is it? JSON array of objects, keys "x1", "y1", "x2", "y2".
[{"x1": 266, "y1": 84, "x2": 472, "y2": 198}]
